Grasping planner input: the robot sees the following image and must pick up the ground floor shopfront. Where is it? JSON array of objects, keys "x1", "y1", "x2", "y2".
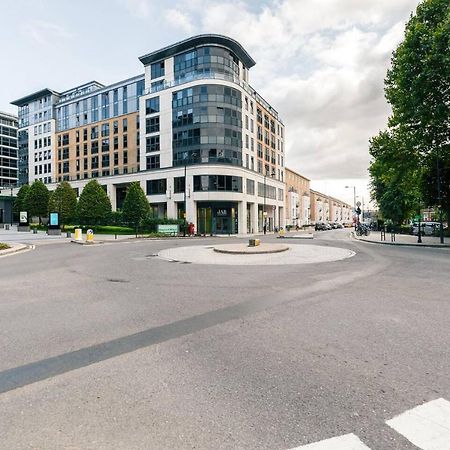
[{"x1": 24, "y1": 164, "x2": 285, "y2": 235}]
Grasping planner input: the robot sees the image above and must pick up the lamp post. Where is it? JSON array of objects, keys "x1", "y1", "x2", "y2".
[
  {"x1": 183, "y1": 152, "x2": 197, "y2": 237},
  {"x1": 345, "y1": 185, "x2": 356, "y2": 230},
  {"x1": 263, "y1": 168, "x2": 275, "y2": 234},
  {"x1": 10, "y1": 185, "x2": 13, "y2": 226},
  {"x1": 436, "y1": 153, "x2": 444, "y2": 244}
]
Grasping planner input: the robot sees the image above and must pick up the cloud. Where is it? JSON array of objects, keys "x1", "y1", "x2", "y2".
[
  {"x1": 117, "y1": 0, "x2": 154, "y2": 18},
  {"x1": 164, "y1": 9, "x2": 194, "y2": 34},
  {"x1": 20, "y1": 20, "x2": 74, "y2": 46},
  {"x1": 168, "y1": 0, "x2": 420, "y2": 183}
]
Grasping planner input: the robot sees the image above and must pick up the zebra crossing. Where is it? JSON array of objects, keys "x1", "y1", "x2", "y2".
[{"x1": 290, "y1": 398, "x2": 450, "y2": 449}]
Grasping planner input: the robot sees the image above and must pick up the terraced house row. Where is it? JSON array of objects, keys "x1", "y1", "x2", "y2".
[{"x1": 10, "y1": 34, "x2": 286, "y2": 234}]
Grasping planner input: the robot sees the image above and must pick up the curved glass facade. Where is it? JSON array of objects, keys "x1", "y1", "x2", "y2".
[
  {"x1": 174, "y1": 46, "x2": 240, "y2": 83},
  {"x1": 172, "y1": 84, "x2": 242, "y2": 167}
]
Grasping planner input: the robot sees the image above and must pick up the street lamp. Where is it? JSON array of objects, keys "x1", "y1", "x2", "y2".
[
  {"x1": 183, "y1": 152, "x2": 197, "y2": 237},
  {"x1": 263, "y1": 168, "x2": 275, "y2": 234},
  {"x1": 345, "y1": 185, "x2": 356, "y2": 230}
]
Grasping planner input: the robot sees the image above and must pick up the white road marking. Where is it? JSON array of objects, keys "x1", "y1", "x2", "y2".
[
  {"x1": 386, "y1": 398, "x2": 450, "y2": 450},
  {"x1": 290, "y1": 433, "x2": 371, "y2": 449}
]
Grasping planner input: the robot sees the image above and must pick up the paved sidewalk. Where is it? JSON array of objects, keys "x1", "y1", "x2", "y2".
[{"x1": 354, "y1": 231, "x2": 449, "y2": 248}]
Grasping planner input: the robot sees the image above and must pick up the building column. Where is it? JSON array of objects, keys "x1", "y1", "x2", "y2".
[
  {"x1": 107, "y1": 183, "x2": 116, "y2": 211},
  {"x1": 238, "y1": 200, "x2": 246, "y2": 235},
  {"x1": 251, "y1": 202, "x2": 258, "y2": 235}
]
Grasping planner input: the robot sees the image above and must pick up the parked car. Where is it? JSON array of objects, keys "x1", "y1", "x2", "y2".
[{"x1": 411, "y1": 221, "x2": 443, "y2": 236}]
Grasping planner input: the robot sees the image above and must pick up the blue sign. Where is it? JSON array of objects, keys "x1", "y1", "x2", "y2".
[{"x1": 49, "y1": 212, "x2": 59, "y2": 227}]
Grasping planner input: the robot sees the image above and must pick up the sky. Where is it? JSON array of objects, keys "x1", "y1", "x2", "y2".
[{"x1": 1, "y1": 0, "x2": 421, "y2": 207}]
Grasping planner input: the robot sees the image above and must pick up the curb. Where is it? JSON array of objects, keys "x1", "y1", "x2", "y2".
[
  {"x1": 0, "y1": 243, "x2": 30, "y2": 257},
  {"x1": 353, "y1": 234, "x2": 450, "y2": 249}
]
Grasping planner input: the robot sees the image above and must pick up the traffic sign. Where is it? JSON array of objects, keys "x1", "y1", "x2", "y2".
[{"x1": 356, "y1": 201, "x2": 361, "y2": 207}]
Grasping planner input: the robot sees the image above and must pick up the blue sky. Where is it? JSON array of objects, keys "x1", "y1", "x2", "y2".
[{"x1": 1, "y1": 0, "x2": 421, "y2": 205}]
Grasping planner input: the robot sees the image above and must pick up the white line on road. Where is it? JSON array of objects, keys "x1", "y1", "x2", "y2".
[
  {"x1": 289, "y1": 433, "x2": 371, "y2": 449},
  {"x1": 386, "y1": 398, "x2": 450, "y2": 450}
]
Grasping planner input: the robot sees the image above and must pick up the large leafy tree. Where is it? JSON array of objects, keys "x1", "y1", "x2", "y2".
[
  {"x1": 372, "y1": 0, "x2": 449, "y2": 224},
  {"x1": 77, "y1": 180, "x2": 112, "y2": 226},
  {"x1": 369, "y1": 130, "x2": 422, "y2": 224},
  {"x1": 13, "y1": 184, "x2": 30, "y2": 216},
  {"x1": 25, "y1": 180, "x2": 50, "y2": 224},
  {"x1": 122, "y1": 182, "x2": 150, "y2": 230},
  {"x1": 48, "y1": 181, "x2": 78, "y2": 228}
]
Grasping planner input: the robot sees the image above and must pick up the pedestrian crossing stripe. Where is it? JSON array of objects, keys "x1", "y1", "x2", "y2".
[
  {"x1": 289, "y1": 398, "x2": 450, "y2": 450},
  {"x1": 386, "y1": 398, "x2": 450, "y2": 450},
  {"x1": 289, "y1": 433, "x2": 370, "y2": 449}
]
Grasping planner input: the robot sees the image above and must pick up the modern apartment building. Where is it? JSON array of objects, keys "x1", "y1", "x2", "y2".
[
  {"x1": 0, "y1": 111, "x2": 18, "y2": 187},
  {"x1": 11, "y1": 34, "x2": 286, "y2": 234}
]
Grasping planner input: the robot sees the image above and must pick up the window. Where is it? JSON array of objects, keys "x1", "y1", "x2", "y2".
[
  {"x1": 83, "y1": 128, "x2": 88, "y2": 141},
  {"x1": 146, "y1": 116, "x2": 160, "y2": 134},
  {"x1": 101, "y1": 123, "x2": 109, "y2": 136},
  {"x1": 246, "y1": 179, "x2": 255, "y2": 195},
  {"x1": 174, "y1": 176, "x2": 185, "y2": 193},
  {"x1": 114, "y1": 153, "x2": 119, "y2": 166},
  {"x1": 146, "y1": 178, "x2": 166, "y2": 194},
  {"x1": 62, "y1": 148, "x2": 69, "y2": 159},
  {"x1": 76, "y1": 131, "x2": 80, "y2": 143},
  {"x1": 145, "y1": 97, "x2": 160, "y2": 115},
  {"x1": 102, "y1": 154, "x2": 110, "y2": 167},
  {"x1": 102, "y1": 138, "x2": 109, "y2": 152},
  {"x1": 91, "y1": 156, "x2": 99, "y2": 169},
  {"x1": 91, "y1": 141, "x2": 99, "y2": 154},
  {"x1": 123, "y1": 135, "x2": 128, "y2": 148},
  {"x1": 123, "y1": 118, "x2": 128, "y2": 132},
  {"x1": 146, "y1": 135, "x2": 160, "y2": 152},
  {"x1": 62, "y1": 134, "x2": 69, "y2": 146},
  {"x1": 123, "y1": 151, "x2": 128, "y2": 164},
  {"x1": 113, "y1": 120, "x2": 118, "y2": 134},
  {"x1": 151, "y1": 61, "x2": 165, "y2": 79},
  {"x1": 193, "y1": 175, "x2": 242, "y2": 192},
  {"x1": 113, "y1": 136, "x2": 118, "y2": 150},
  {"x1": 91, "y1": 126, "x2": 98, "y2": 139},
  {"x1": 146, "y1": 155, "x2": 160, "y2": 170}
]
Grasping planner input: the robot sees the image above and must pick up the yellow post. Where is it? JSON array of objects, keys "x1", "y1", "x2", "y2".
[
  {"x1": 86, "y1": 229, "x2": 94, "y2": 243},
  {"x1": 74, "y1": 228, "x2": 82, "y2": 241}
]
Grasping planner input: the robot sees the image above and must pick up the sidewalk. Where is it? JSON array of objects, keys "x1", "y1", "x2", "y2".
[{"x1": 354, "y1": 231, "x2": 449, "y2": 248}]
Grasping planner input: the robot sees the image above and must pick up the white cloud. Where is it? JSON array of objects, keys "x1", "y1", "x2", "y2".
[
  {"x1": 20, "y1": 20, "x2": 74, "y2": 46},
  {"x1": 164, "y1": 9, "x2": 194, "y2": 34},
  {"x1": 117, "y1": 0, "x2": 154, "y2": 18}
]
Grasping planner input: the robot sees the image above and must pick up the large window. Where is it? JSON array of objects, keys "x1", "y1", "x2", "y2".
[
  {"x1": 174, "y1": 176, "x2": 185, "y2": 193},
  {"x1": 146, "y1": 178, "x2": 166, "y2": 195},
  {"x1": 193, "y1": 175, "x2": 242, "y2": 192},
  {"x1": 151, "y1": 61, "x2": 165, "y2": 79},
  {"x1": 146, "y1": 155, "x2": 160, "y2": 170},
  {"x1": 146, "y1": 116, "x2": 160, "y2": 134},
  {"x1": 146, "y1": 97, "x2": 160, "y2": 115},
  {"x1": 146, "y1": 135, "x2": 160, "y2": 153}
]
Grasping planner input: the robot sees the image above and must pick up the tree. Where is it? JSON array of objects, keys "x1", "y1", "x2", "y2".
[
  {"x1": 13, "y1": 184, "x2": 30, "y2": 216},
  {"x1": 77, "y1": 180, "x2": 112, "y2": 226},
  {"x1": 370, "y1": 0, "x2": 449, "y2": 225},
  {"x1": 25, "y1": 180, "x2": 50, "y2": 224},
  {"x1": 122, "y1": 182, "x2": 150, "y2": 231},
  {"x1": 48, "y1": 181, "x2": 78, "y2": 228},
  {"x1": 369, "y1": 130, "x2": 422, "y2": 224}
]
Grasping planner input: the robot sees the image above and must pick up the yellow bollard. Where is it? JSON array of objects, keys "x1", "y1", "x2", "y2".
[
  {"x1": 279, "y1": 228, "x2": 285, "y2": 237},
  {"x1": 86, "y1": 229, "x2": 94, "y2": 243},
  {"x1": 74, "y1": 228, "x2": 82, "y2": 241}
]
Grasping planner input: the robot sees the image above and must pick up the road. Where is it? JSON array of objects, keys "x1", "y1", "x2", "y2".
[{"x1": 0, "y1": 230, "x2": 449, "y2": 449}]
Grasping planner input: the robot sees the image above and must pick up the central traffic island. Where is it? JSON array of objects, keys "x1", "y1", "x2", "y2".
[{"x1": 213, "y1": 242, "x2": 289, "y2": 255}]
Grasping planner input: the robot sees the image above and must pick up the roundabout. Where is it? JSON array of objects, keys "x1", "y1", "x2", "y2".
[{"x1": 158, "y1": 242, "x2": 355, "y2": 266}]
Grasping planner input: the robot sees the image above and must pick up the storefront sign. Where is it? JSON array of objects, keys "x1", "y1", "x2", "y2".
[
  {"x1": 157, "y1": 224, "x2": 179, "y2": 235},
  {"x1": 216, "y1": 209, "x2": 228, "y2": 217}
]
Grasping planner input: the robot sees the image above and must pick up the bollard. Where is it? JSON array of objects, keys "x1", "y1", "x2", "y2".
[
  {"x1": 66, "y1": 231, "x2": 71, "y2": 238},
  {"x1": 33, "y1": 228, "x2": 38, "y2": 234},
  {"x1": 74, "y1": 228, "x2": 82, "y2": 241},
  {"x1": 86, "y1": 229, "x2": 94, "y2": 243}
]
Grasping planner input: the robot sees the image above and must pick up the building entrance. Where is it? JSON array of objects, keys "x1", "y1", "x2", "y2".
[{"x1": 197, "y1": 202, "x2": 238, "y2": 235}]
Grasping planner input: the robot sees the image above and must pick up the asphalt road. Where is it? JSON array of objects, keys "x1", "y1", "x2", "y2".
[{"x1": 0, "y1": 230, "x2": 449, "y2": 449}]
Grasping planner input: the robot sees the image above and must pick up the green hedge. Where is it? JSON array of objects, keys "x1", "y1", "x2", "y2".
[{"x1": 0, "y1": 243, "x2": 10, "y2": 250}]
